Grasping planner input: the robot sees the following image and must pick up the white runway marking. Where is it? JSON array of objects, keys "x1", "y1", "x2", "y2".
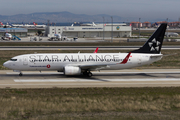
[
  {"x1": 14, "y1": 78, "x2": 180, "y2": 82},
  {"x1": 7, "y1": 71, "x2": 180, "y2": 75},
  {"x1": 95, "y1": 72, "x2": 180, "y2": 74},
  {"x1": 6, "y1": 72, "x2": 62, "y2": 75},
  {"x1": 2, "y1": 83, "x2": 180, "y2": 86}
]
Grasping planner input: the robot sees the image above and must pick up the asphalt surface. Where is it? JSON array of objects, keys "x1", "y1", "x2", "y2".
[
  {"x1": 0, "y1": 46, "x2": 180, "y2": 50},
  {"x1": 1, "y1": 69, "x2": 180, "y2": 88}
]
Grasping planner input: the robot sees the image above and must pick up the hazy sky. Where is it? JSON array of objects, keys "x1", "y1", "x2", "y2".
[{"x1": 1, "y1": 0, "x2": 180, "y2": 21}]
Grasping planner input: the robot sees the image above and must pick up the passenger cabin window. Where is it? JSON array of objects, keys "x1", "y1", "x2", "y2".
[{"x1": 10, "y1": 59, "x2": 17, "y2": 61}]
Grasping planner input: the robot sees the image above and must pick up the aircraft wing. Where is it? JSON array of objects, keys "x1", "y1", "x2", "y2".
[
  {"x1": 70, "y1": 52, "x2": 131, "y2": 71},
  {"x1": 79, "y1": 64, "x2": 110, "y2": 71}
]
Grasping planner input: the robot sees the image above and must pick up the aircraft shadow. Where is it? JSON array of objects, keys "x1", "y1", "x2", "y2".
[
  {"x1": 67, "y1": 75, "x2": 110, "y2": 82},
  {"x1": 93, "y1": 73, "x2": 158, "y2": 78}
]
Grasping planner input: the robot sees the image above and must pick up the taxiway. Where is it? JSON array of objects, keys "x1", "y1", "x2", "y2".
[
  {"x1": 0, "y1": 46, "x2": 180, "y2": 50},
  {"x1": 0, "y1": 69, "x2": 180, "y2": 88}
]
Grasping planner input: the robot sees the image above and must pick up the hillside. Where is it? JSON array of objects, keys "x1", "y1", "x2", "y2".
[{"x1": 0, "y1": 11, "x2": 122, "y2": 23}]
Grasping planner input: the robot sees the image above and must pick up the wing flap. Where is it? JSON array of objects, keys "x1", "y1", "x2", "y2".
[{"x1": 79, "y1": 64, "x2": 110, "y2": 70}]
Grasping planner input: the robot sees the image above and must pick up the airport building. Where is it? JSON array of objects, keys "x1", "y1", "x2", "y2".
[
  {"x1": 46, "y1": 23, "x2": 132, "y2": 38},
  {"x1": 0, "y1": 28, "x2": 28, "y2": 37}
]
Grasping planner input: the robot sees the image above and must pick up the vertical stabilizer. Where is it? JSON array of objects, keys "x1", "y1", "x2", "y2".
[{"x1": 131, "y1": 23, "x2": 167, "y2": 54}]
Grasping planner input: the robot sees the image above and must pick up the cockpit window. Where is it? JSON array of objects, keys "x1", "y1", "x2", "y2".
[{"x1": 10, "y1": 59, "x2": 17, "y2": 61}]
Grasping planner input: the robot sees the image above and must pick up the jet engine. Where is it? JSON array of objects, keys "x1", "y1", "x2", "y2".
[{"x1": 64, "y1": 66, "x2": 81, "y2": 75}]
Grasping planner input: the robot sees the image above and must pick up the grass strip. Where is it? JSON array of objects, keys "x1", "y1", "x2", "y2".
[{"x1": 0, "y1": 87, "x2": 180, "y2": 119}]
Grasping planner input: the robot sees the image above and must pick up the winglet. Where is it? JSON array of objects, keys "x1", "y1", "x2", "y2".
[
  {"x1": 94, "y1": 47, "x2": 99, "y2": 53},
  {"x1": 119, "y1": 52, "x2": 131, "y2": 64}
]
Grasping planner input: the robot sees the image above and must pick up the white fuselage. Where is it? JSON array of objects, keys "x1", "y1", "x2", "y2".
[
  {"x1": 5, "y1": 33, "x2": 12, "y2": 39},
  {"x1": 3, "y1": 53, "x2": 162, "y2": 72}
]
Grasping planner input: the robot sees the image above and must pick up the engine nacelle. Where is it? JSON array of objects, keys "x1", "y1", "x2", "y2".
[{"x1": 64, "y1": 66, "x2": 81, "y2": 75}]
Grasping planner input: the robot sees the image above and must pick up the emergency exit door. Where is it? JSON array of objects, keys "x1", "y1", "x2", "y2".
[{"x1": 23, "y1": 56, "x2": 28, "y2": 65}]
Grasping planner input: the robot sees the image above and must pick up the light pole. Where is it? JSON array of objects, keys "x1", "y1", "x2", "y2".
[
  {"x1": 166, "y1": 18, "x2": 168, "y2": 38},
  {"x1": 111, "y1": 16, "x2": 113, "y2": 42},
  {"x1": 139, "y1": 18, "x2": 141, "y2": 38},
  {"x1": 103, "y1": 17, "x2": 104, "y2": 40}
]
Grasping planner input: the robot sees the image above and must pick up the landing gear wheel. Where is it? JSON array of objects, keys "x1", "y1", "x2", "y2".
[
  {"x1": 83, "y1": 71, "x2": 93, "y2": 77},
  {"x1": 87, "y1": 72, "x2": 92, "y2": 77},
  {"x1": 83, "y1": 72, "x2": 87, "y2": 76},
  {"x1": 19, "y1": 73, "x2": 23, "y2": 76}
]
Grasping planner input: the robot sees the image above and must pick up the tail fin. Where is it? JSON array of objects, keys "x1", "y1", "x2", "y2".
[{"x1": 131, "y1": 23, "x2": 167, "y2": 54}]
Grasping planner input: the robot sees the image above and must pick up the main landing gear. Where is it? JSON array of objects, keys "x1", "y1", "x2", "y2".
[{"x1": 83, "y1": 71, "x2": 93, "y2": 77}]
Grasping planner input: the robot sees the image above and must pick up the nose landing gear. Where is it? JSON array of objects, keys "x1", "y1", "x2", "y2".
[
  {"x1": 13, "y1": 70, "x2": 23, "y2": 76},
  {"x1": 19, "y1": 72, "x2": 23, "y2": 76}
]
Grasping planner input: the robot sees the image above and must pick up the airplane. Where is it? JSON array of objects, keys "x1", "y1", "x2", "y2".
[
  {"x1": 49, "y1": 34, "x2": 61, "y2": 41},
  {"x1": 4, "y1": 22, "x2": 14, "y2": 28},
  {"x1": 33, "y1": 22, "x2": 36, "y2": 26},
  {"x1": 32, "y1": 22, "x2": 46, "y2": 28},
  {"x1": 3, "y1": 23, "x2": 167, "y2": 77},
  {"x1": 0, "y1": 24, "x2": 13, "y2": 40},
  {"x1": 48, "y1": 26, "x2": 61, "y2": 41},
  {"x1": 1, "y1": 32, "x2": 12, "y2": 40},
  {"x1": 0, "y1": 22, "x2": 11, "y2": 28},
  {"x1": 165, "y1": 32, "x2": 179, "y2": 37},
  {"x1": 0, "y1": 22, "x2": 4, "y2": 27},
  {"x1": 11, "y1": 22, "x2": 46, "y2": 28},
  {"x1": 49, "y1": 34, "x2": 73, "y2": 41},
  {"x1": 5, "y1": 33, "x2": 12, "y2": 40},
  {"x1": 55, "y1": 34, "x2": 61, "y2": 40}
]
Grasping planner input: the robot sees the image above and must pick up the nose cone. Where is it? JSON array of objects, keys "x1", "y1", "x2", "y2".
[{"x1": 3, "y1": 61, "x2": 10, "y2": 68}]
